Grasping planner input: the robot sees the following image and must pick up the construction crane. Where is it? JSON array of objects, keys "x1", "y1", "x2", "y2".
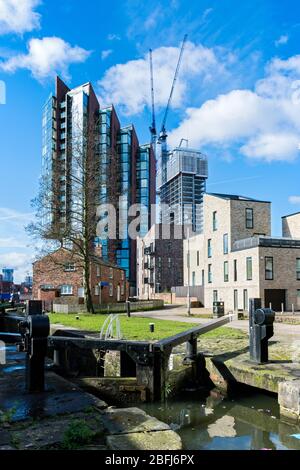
[
  {"x1": 149, "y1": 48, "x2": 157, "y2": 149},
  {"x1": 156, "y1": 34, "x2": 188, "y2": 187},
  {"x1": 158, "y1": 33, "x2": 188, "y2": 156}
]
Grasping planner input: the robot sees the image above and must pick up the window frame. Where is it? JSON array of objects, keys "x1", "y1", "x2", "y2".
[
  {"x1": 60, "y1": 284, "x2": 73, "y2": 295},
  {"x1": 265, "y1": 256, "x2": 274, "y2": 280},
  {"x1": 297, "y1": 258, "x2": 300, "y2": 281},
  {"x1": 245, "y1": 208, "x2": 254, "y2": 229},
  {"x1": 234, "y1": 259, "x2": 237, "y2": 282},
  {"x1": 246, "y1": 257, "x2": 253, "y2": 281},
  {"x1": 207, "y1": 239, "x2": 212, "y2": 258},
  {"x1": 223, "y1": 233, "x2": 229, "y2": 255},
  {"x1": 212, "y1": 211, "x2": 217, "y2": 231},
  {"x1": 208, "y1": 264, "x2": 212, "y2": 284},
  {"x1": 224, "y1": 261, "x2": 229, "y2": 282}
]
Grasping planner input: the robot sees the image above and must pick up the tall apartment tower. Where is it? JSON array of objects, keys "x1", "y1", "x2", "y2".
[
  {"x1": 42, "y1": 77, "x2": 155, "y2": 291},
  {"x1": 157, "y1": 147, "x2": 208, "y2": 233},
  {"x1": 2, "y1": 269, "x2": 14, "y2": 283}
]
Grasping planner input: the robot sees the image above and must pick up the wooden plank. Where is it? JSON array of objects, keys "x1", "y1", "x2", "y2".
[
  {"x1": 48, "y1": 336, "x2": 152, "y2": 352},
  {"x1": 155, "y1": 315, "x2": 234, "y2": 350}
]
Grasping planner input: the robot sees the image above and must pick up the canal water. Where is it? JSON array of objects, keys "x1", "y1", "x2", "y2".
[{"x1": 140, "y1": 388, "x2": 300, "y2": 450}]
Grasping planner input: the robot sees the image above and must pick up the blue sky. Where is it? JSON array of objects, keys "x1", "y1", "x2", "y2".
[{"x1": 1, "y1": 0, "x2": 300, "y2": 281}]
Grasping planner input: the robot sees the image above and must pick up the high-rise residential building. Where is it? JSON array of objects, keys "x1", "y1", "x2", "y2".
[
  {"x1": 157, "y1": 147, "x2": 208, "y2": 233},
  {"x1": 2, "y1": 268, "x2": 14, "y2": 283},
  {"x1": 42, "y1": 77, "x2": 155, "y2": 291}
]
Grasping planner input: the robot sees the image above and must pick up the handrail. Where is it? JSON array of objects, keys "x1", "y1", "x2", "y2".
[{"x1": 155, "y1": 314, "x2": 233, "y2": 350}]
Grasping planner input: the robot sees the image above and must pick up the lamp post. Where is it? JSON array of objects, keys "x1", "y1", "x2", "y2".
[{"x1": 187, "y1": 227, "x2": 191, "y2": 316}]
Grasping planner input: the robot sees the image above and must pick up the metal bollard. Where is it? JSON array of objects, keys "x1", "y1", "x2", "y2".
[
  {"x1": 20, "y1": 313, "x2": 50, "y2": 392},
  {"x1": 126, "y1": 300, "x2": 131, "y2": 318},
  {"x1": 249, "y1": 305, "x2": 274, "y2": 363}
]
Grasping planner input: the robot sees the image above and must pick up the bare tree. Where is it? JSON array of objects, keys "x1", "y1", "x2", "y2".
[{"x1": 27, "y1": 111, "x2": 120, "y2": 313}]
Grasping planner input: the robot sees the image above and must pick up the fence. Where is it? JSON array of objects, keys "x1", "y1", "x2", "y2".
[{"x1": 53, "y1": 299, "x2": 164, "y2": 314}]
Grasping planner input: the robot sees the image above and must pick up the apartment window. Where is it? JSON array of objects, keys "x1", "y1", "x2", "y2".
[
  {"x1": 158, "y1": 257, "x2": 162, "y2": 268},
  {"x1": 192, "y1": 271, "x2": 196, "y2": 286},
  {"x1": 197, "y1": 251, "x2": 200, "y2": 266},
  {"x1": 234, "y1": 259, "x2": 237, "y2": 282},
  {"x1": 121, "y1": 283, "x2": 125, "y2": 295},
  {"x1": 208, "y1": 264, "x2": 212, "y2": 283},
  {"x1": 234, "y1": 290, "x2": 238, "y2": 311},
  {"x1": 246, "y1": 257, "x2": 252, "y2": 280},
  {"x1": 297, "y1": 258, "x2": 300, "y2": 280},
  {"x1": 109, "y1": 283, "x2": 113, "y2": 297},
  {"x1": 64, "y1": 263, "x2": 75, "y2": 272},
  {"x1": 224, "y1": 261, "x2": 229, "y2": 282},
  {"x1": 40, "y1": 284, "x2": 54, "y2": 290},
  {"x1": 96, "y1": 265, "x2": 101, "y2": 277},
  {"x1": 95, "y1": 285, "x2": 100, "y2": 296},
  {"x1": 213, "y1": 211, "x2": 217, "y2": 231},
  {"x1": 265, "y1": 257, "x2": 274, "y2": 280},
  {"x1": 60, "y1": 284, "x2": 73, "y2": 295},
  {"x1": 223, "y1": 233, "x2": 229, "y2": 255},
  {"x1": 213, "y1": 290, "x2": 218, "y2": 302},
  {"x1": 208, "y1": 239, "x2": 212, "y2": 258},
  {"x1": 202, "y1": 270, "x2": 205, "y2": 285},
  {"x1": 109, "y1": 267, "x2": 113, "y2": 279},
  {"x1": 168, "y1": 258, "x2": 172, "y2": 268},
  {"x1": 121, "y1": 270, "x2": 125, "y2": 281},
  {"x1": 243, "y1": 289, "x2": 248, "y2": 311},
  {"x1": 246, "y1": 208, "x2": 254, "y2": 229}
]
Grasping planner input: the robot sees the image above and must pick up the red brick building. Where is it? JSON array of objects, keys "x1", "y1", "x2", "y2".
[{"x1": 33, "y1": 248, "x2": 128, "y2": 307}]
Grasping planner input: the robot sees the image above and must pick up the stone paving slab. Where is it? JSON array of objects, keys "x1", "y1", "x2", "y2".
[
  {"x1": 10, "y1": 412, "x2": 106, "y2": 450},
  {"x1": 0, "y1": 345, "x2": 182, "y2": 450},
  {"x1": 100, "y1": 407, "x2": 170, "y2": 435},
  {"x1": 107, "y1": 430, "x2": 183, "y2": 450}
]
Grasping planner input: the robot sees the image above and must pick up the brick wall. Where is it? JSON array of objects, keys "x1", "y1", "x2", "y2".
[{"x1": 33, "y1": 248, "x2": 127, "y2": 306}]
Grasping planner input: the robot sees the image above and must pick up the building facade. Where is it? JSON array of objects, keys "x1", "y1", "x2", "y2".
[
  {"x1": 33, "y1": 247, "x2": 128, "y2": 306},
  {"x1": 157, "y1": 147, "x2": 208, "y2": 234},
  {"x1": 137, "y1": 224, "x2": 184, "y2": 299},
  {"x1": 184, "y1": 193, "x2": 300, "y2": 312},
  {"x1": 282, "y1": 212, "x2": 300, "y2": 238},
  {"x1": 42, "y1": 77, "x2": 155, "y2": 291}
]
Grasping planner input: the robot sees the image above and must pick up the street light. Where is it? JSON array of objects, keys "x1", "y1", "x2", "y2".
[{"x1": 187, "y1": 226, "x2": 191, "y2": 316}]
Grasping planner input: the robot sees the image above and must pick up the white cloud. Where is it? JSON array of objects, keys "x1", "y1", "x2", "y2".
[
  {"x1": 168, "y1": 54, "x2": 300, "y2": 162},
  {"x1": 98, "y1": 41, "x2": 230, "y2": 115},
  {"x1": 0, "y1": 251, "x2": 33, "y2": 282},
  {"x1": 289, "y1": 196, "x2": 300, "y2": 205},
  {"x1": 0, "y1": 0, "x2": 41, "y2": 35},
  {"x1": 144, "y1": 7, "x2": 161, "y2": 30},
  {"x1": 0, "y1": 36, "x2": 91, "y2": 80},
  {"x1": 107, "y1": 33, "x2": 121, "y2": 41},
  {"x1": 101, "y1": 49, "x2": 113, "y2": 60},
  {"x1": 0, "y1": 207, "x2": 35, "y2": 282},
  {"x1": 275, "y1": 34, "x2": 289, "y2": 47},
  {"x1": 201, "y1": 8, "x2": 213, "y2": 23}
]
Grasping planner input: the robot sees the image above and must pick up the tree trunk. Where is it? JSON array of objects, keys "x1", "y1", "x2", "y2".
[{"x1": 83, "y1": 261, "x2": 94, "y2": 313}]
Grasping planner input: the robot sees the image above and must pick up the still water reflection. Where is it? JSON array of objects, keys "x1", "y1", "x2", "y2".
[{"x1": 140, "y1": 388, "x2": 300, "y2": 450}]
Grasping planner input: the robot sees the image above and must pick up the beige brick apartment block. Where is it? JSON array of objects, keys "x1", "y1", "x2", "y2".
[{"x1": 184, "y1": 193, "x2": 300, "y2": 313}]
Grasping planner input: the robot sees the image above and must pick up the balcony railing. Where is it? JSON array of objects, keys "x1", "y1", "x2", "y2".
[{"x1": 233, "y1": 235, "x2": 300, "y2": 251}]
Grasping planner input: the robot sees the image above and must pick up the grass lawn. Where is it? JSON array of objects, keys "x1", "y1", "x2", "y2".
[{"x1": 49, "y1": 313, "x2": 247, "y2": 341}]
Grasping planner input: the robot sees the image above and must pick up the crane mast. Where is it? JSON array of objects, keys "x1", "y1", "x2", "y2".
[
  {"x1": 158, "y1": 34, "x2": 188, "y2": 184},
  {"x1": 149, "y1": 49, "x2": 157, "y2": 149}
]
